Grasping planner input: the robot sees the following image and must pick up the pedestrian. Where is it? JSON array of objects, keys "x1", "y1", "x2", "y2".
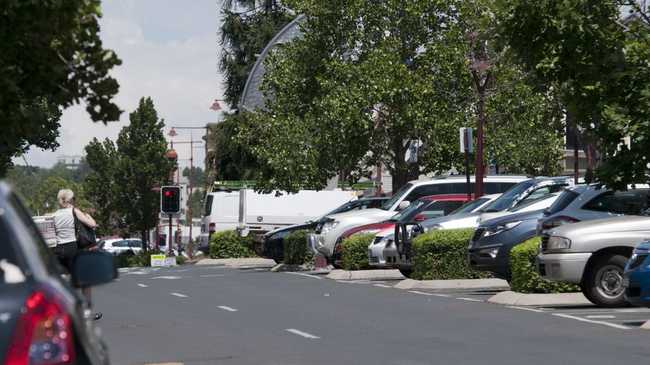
[{"x1": 52, "y1": 189, "x2": 102, "y2": 320}]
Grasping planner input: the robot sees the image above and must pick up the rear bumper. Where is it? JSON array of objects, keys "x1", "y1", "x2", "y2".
[{"x1": 537, "y1": 252, "x2": 591, "y2": 284}]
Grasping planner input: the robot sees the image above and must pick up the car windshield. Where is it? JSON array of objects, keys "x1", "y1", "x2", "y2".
[
  {"x1": 389, "y1": 199, "x2": 427, "y2": 221},
  {"x1": 481, "y1": 180, "x2": 535, "y2": 212},
  {"x1": 509, "y1": 193, "x2": 557, "y2": 212},
  {"x1": 545, "y1": 189, "x2": 581, "y2": 215},
  {"x1": 381, "y1": 183, "x2": 413, "y2": 210},
  {"x1": 0, "y1": 217, "x2": 20, "y2": 285},
  {"x1": 450, "y1": 197, "x2": 489, "y2": 215}
]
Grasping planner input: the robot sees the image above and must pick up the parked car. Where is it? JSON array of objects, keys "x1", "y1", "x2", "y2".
[
  {"x1": 99, "y1": 238, "x2": 143, "y2": 256},
  {"x1": 310, "y1": 175, "x2": 526, "y2": 259},
  {"x1": 0, "y1": 182, "x2": 117, "y2": 365},
  {"x1": 538, "y1": 184, "x2": 650, "y2": 236},
  {"x1": 369, "y1": 194, "x2": 500, "y2": 271},
  {"x1": 537, "y1": 216, "x2": 650, "y2": 307},
  {"x1": 623, "y1": 240, "x2": 650, "y2": 307},
  {"x1": 261, "y1": 197, "x2": 389, "y2": 262},
  {"x1": 468, "y1": 195, "x2": 562, "y2": 280}
]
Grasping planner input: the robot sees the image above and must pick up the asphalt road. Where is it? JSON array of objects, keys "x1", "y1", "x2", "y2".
[{"x1": 95, "y1": 265, "x2": 650, "y2": 365}]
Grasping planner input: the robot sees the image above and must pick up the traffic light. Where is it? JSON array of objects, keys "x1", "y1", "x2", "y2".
[{"x1": 161, "y1": 186, "x2": 181, "y2": 214}]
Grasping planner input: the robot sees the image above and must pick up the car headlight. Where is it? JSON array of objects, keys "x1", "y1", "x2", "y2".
[
  {"x1": 484, "y1": 221, "x2": 522, "y2": 237},
  {"x1": 321, "y1": 221, "x2": 339, "y2": 234},
  {"x1": 546, "y1": 236, "x2": 571, "y2": 250},
  {"x1": 357, "y1": 228, "x2": 381, "y2": 235}
]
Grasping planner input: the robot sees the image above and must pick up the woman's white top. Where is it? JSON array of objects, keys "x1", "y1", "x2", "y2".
[{"x1": 54, "y1": 207, "x2": 76, "y2": 245}]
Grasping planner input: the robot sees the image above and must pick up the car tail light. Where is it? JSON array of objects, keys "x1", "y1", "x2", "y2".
[
  {"x1": 208, "y1": 222, "x2": 216, "y2": 234},
  {"x1": 541, "y1": 216, "x2": 580, "y2": 230},
  {"x1": 5, "y1": 289, "x2": 75, "y2": 365},
  {"x1": 414, "y1": 214, "x2": 426, "y2": 222}
]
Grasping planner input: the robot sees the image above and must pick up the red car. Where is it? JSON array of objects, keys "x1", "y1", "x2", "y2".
[{"x1": 338, "y1": 194, "x2": 473, "y2": 240}]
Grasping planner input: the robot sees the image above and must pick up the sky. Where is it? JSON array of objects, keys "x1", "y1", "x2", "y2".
[{"x1": 20, "y1": 0, "x2": 226, "y2": 170}]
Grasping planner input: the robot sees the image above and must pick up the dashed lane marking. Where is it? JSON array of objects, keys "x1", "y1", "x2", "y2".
[
  {"x1": 137, "y1": 283, "x2": 148, "y2": 288},
  {"x1": 552, "y1": 313, "x2": 631, "y2": 330},
  {"x1": 170, "y1": 292, "x2": 188, "y2": 298},
  {"x1": 285, "y1": 272, "x2": 323, "y2": 280},
  {"x1": 285, "y1": 328, "x2": 320, "y2": 339},
  {"x1": 586, "y1": 315, "x2": 617, "y2": 319},
  {"x1": 151, "y1": 276, "x2": 182, "y2": 280},
  {"x1": 217, "y1": 306, "x2": 238, "y2": 312}
]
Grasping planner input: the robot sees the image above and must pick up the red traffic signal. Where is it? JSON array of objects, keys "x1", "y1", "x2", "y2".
[{"x1": 161, "y1": 186, "x2": 181, "y2": 214}]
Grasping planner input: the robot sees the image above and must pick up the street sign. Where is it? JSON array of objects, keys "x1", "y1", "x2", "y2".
[
  {"x1": 161, "y1": 186, "x2": 181, "y2": 214},
  {"x1": 460, "y1": 127, "x2": 474, "y2": 153}
]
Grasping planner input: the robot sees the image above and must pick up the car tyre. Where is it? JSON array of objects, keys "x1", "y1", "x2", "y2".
[
  {"x1": 581, "y1": 254, "x2": 629, "y2": 308},
  {"x1": 399, "y1": 268, "x2": 412, "y2": 278}
]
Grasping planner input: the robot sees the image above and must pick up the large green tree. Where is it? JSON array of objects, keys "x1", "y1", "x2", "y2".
[
  {"x1": 84, "y1": 138, "x2": 123, "y2": 236},
  {"x1": 0, "y1": 0, "x2": 121, "y2": 175}
]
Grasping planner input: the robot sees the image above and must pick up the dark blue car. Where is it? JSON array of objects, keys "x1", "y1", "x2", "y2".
[{"x1": 624, "y1": 241, "x2": 650, "y2": 307}]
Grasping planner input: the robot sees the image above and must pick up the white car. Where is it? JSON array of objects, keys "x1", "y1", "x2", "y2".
[
  {"x1": 100, "y1": 238, "x2": 143, "y2": 256},
  {"x1": 310, "y1": 175, "x2": 527, "y2": 258},
  {"x1": 368, "y1": 194, "x2": 500, "y2": 269}
]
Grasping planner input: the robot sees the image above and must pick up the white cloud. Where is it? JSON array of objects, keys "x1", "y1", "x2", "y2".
[{"x1": 23, "y1": 0, "x2": 225, "y2": 169}]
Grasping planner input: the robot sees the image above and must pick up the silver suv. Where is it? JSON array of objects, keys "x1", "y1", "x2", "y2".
[{"x1": 538, "y1": 216, "x2": 650, "y2": 307}]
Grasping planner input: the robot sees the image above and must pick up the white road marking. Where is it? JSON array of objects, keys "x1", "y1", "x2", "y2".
[
  {"x1": 217, "y1": 306, "x2": 238, "y2": 312},
  {"x1": 152, "y1": 276, "x2": 182, "y2": 280},
  {"x1": 615, "y1": 308, "x2": 650, "y2": 313},
  {"x1": 408, "y1": 290, "x2": 451, "y2": 297},
  {"x1": 285, "y1": 272, "x2": 323, "y2": 280},
  {"x1": 199, "y1": 274, "x2": 225, "y2": 278},
  {"x1": 170, "y1": 292, "x2": 188, "y2": 298},
  {"x1": 174, "y1": 269, "x2": 190, "y2": 272},
  {"x1": 137, "y1": 283, "x2": 149, "y2": 288},
  {"x1": 373, "y1": 284, "x2": 392, "y2": 288},
  {"x1": 586, "y1": 315, "x2": 617, "y2": 319},
  {"x1": 285, "y1": 328, "x2": 320, "y2": 339},
  {"x1": 505, "y1": 306, "x2": 544, "y2": 313},
  {"x1": 552, "y1": 313, "x2": 630, "y2": 330},
  {"x1": 457, "y1": 297, "x2": 482, "y2": 302}
]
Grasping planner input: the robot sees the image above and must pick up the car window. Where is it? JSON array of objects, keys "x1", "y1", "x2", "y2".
[
  {"x1": 514, "y1": 184, "x2": 567, "y2": 208},
  {"x1": 451, "y1": 197, "x2": 490, "y2": 214},
  {"x1": 381, "y1": 183, "x2": 413, "y2": 210},
  {"x1": 204, "y1": 195, "x2": 213, "y2": 216},
  {"x1": 391, "y1": 199, "x2": 428, "y2": 221},
  {"x1": 482, "y1": 180, "x2": 535, "y2": 212},
  {"x1": 129, "y1": 240, "x2": 142, "y2": 248},
  {"x1": 112, "y1": 240, "x2": 129, "y2": 248},
  {"x1": 546, "y1": 189, "x2": 581, "y2": 215},
  {"x1": 510, "y1": 193, "x2": 556, "y2": 212},
  {"x1": 583, "y1": 190, "x2": 650, "y2": 215},
  {"x1": 425, "y1": 201, "x2": 464, "y2": 216},
  {"x1": 0, "y1": 217, "x2": 20, "y2": 283},
  {"x1": 485, "y1": 182, "x2": 516, "y2": 194}
]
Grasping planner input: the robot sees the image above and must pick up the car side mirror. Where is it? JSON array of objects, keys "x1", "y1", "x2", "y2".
[
  {"x1": 398, "y1": 200, "x2": 410, "y2": 211},
  {"x1": 71, "y1": 251, "x2": 118, "y2": 288}
]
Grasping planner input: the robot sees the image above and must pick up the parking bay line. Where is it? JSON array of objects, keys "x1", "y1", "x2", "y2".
[
  {"x1": 199, "y1": 274, "x2": 225, "y2": 278},
  {"x1": 170, "y1": 292, "x2": 188, "y2": 298},
  {"x1": 457, "y1": 297, "x2": 483, "y2": 302},
  {"x1": 585, "y1": 315, "x2": 617, "y2": 319},
  {"x1": 373, "y1": 284, "x2": 392, "y2": 288},
  {"x1": 217, "y1": 306, "x2": 238, "y2": 312},
  {"x1": 285, "y1": 272, "x2": 323, "y2": 280},
  {"x1": 137, "y1": 283, "x2": 149, "y2": 288},
  {"x1": 408, "y1": 290, "x2": 451, "y2": 298},
  {"x1": 505, "y1": 306, "x2": 545, "y2": 313},
  {"x1": 552, "y1": 313, "x2": 631, "y2": 330},
  {"x1": 285, "y1": 328, "x2": 320, "y2": 339}
]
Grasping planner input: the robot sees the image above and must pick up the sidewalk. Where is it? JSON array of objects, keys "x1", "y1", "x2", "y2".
[
  {"x1": 488, "y1": 291, "x2": 592, "y2": 306},
  {"x1": 195, "y1": 257, "x2": 277, "y2": 268},
  {"x1": 394, "y1": 278, "x2": 510, "y2": 291},
  {"x1": 326, "y1": 269, "x2": 405, "y2": 281}
]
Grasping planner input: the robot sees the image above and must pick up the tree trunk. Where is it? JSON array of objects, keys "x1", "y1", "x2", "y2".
[
  {"x1": 141, "y1": 230, "x2": 148, "y2": 253},
  {"x1": 474, "y1": 88, "x2": 486, "y2": 198}
]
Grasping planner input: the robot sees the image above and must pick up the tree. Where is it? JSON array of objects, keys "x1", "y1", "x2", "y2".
[
  {"x1": 238, "y1": 0, "x2": 565, "y2": 193},
  {"x1": 210, "y1": 113, "x2": 261, "y2": 181},
  {"x1": 84, "y1": 138, "x2": 123, "y2": 237},
  {"x1": 187, "y1": 189, "x2": 205, "y2": 219},
  {"x1": 182, "y1": 166, "x2": 206, "y2": 187},
  {"x1": 0, "y1": 0, "x2": 121, "y2": 175}
]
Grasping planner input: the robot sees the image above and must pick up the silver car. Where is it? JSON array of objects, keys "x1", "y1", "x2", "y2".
[{"x1": 538, "y1": 216, "x2": 650, "y2": 307}]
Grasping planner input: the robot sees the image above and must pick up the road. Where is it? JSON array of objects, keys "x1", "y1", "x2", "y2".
[{"x1": 95, "y1": 264, "x2": 650, "y2": 365}]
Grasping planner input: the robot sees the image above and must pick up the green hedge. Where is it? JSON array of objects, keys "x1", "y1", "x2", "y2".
[
  {"x1": 510, "y1": 237, "x2": 580, "y2": 293},
  {"x1": 115, "y1": 249, "x2": 164, "y2": 268},
  {"x1": 209, "y1": 230, "x2": 256, "y2": 259},
  {"x1": 283, "y1": 230, "x2": 312, "y2": 265},
  {"x1": 412, "y1": 228, "x2": 489, "y2": 280},
  {"x1": 341, "y1": 234, "x2": 375, "y2": 271}
]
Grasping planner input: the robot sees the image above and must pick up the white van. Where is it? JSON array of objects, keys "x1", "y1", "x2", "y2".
[{"x1": 198, "y1": 189, "x2": 357, "y2": 251}]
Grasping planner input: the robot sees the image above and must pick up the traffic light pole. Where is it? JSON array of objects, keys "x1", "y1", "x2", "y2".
[{"x1": 168, "y1": 214, "x2": 173, "y2": 256}]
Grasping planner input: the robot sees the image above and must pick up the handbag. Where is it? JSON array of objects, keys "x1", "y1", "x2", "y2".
[{"x1": 73, "y1": 208, "x2": 97, "y2": 249}]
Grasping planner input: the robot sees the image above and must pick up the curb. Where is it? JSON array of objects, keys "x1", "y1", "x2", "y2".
[
  {"x1": 641, "y1": 321, "x2": 650, "y2": 330},
  {"x1": 487, "y1": 291, "x2": 591, "y2": 306},
  {"x1": 195, "y1": 257, "x2": 277, "y2": 268},
  {"x1": 326, "y1": 269, "x2": 405, "y2": 281},
  {"x1": 394, "y1": 278, "x2": 510, "y2": 291}
]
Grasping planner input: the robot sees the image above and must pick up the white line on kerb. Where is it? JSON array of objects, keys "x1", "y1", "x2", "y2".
[
  {"x1": 586, "y1": 315, "x2": 617, "y2": 319},
  {"x1": 285, "y1": 272, "x2": 323, "y2": 280},
  {"x1": 218, "y1": 306, "x2": 238, "y2": 312},
  {"x1": 285, "y1": 328, "x2": 320, "y2": 339},
  {"x1": 457, "y1": 297, "x2": 482, "y2": 302},
  {"x1": 552, "y1": 313, "x2": 630, "y2": 330},
  {"x1": 170, "y1": 292, "x2": 188, "y2": 298},
  {"x1": 505, "y1": 306, "x2": 544, "y2": 313},
  {"x1": 408, "y1": 290, "x2": 451, "y2": 297},
  {"x1": 137, "y1": 283, "x2": 148, "y2": 288}
]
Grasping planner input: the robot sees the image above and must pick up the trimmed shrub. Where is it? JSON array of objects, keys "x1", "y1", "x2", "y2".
[
  {"x1": 115, "y1": 249, "x2": 164, "y2": 268},
  {"x1": 510, "y1": 237, "x2": 580, "y2": 293},
  {"x1": 283, "y1": 230, "x2": 312, "y2": 265},
  {"x1": 209, "y1": 230, "x2": 256, "y2": 259},
  {"x1": 412, "y1": 228, "x2": 489, "y2": 280},
  {"x1": 176, "y1": 255, "x2": 187, "y2": 265},
  {"x1": 341, "y1": 234, "x2": 375, "y2": 271}
]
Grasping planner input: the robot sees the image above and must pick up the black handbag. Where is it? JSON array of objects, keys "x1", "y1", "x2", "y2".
[{"x1": 73, "y1": 208, "x2": 97, "y2": 249}]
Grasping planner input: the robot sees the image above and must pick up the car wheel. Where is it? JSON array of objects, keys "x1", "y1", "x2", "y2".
[
  {"x1": 581, "y1": 254, "x2": 629, "y2": 308},
  {"x1": 399, "y1": 268, "x2": 412, "y2": 278}
]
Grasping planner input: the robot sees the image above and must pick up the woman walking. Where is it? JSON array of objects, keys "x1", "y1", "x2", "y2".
[{"x1": 52, "y1": 189, "x2": 102, "y2": 320}]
